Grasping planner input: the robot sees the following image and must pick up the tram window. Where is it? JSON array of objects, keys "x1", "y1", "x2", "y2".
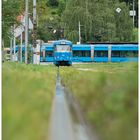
[
  {"x1": 73, "y1": 51, "x2": 90, "y2": 57},
  {"x1": 120, "y1": 51, "x2": 138, "y2": 57},
  {"x1": 94, "y1": 51, "x2": 108, "y2": 57},
  {"x1": 133, "y1": 51, "x2": 138, "y2": 57},
  {"x1": 82, "y1": 51, "x2": 90, "y2": 57},
  {"x1": 73, "y1": 51, "x2": 79, "y2": 57},
  {"x1": 46, "y1": 51, "x2": 53, "y2": 57},
  {"x1": 55, "y1": 45, "x2": 71, "y2": 52},
  {"x1": 111, "y1": 51, "x2": 120, "y2": 57}
]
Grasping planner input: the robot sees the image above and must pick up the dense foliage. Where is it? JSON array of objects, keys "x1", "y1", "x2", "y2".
[
  {"x1": 62, "y1": 0, "x2": 135, "y2": 43},
  {"x1": 2, "y1": 0, "x2": 22, "y2": 47},
  {"x1": 2, "y1": 0, "x2": 138, "y2": 47},
  {"x1": 47, "y1": 0, "x2": 59, "y2": 7}
]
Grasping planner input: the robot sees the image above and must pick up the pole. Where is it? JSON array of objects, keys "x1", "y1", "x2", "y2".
[
  {"x1": 13, "y1": 25, "x2": 16, "y2": 55},
  {"x1": 78, "y1": 21, "x2": 81, "y2": 44},
  {"x1": 13, "y1": 25, "x2": 16, "y2": 61},
  {"x1": 25, "y1": 0, "x2": 29, "y2": 64},
  {"x1": 2, "y1": 39, "x2": 5, "y2": 62},
  {"x1": 33, "y1": 0, "x2": 37, "y2": 26},
  {"x1": 37, "y1": 14, "x2": 38, "y2": 27},
  {"x1": 10, "y1": 38, "x2": 13, "y2": 61},
  {"x1": 20, "y1": 32, "x2": 23, "y2": 62},
  {"x1": 33, "y1": 0, "x2": 37, "y2": 64},
  {"x1": 133, "y1": 0, "x2": 135, "y2": 28}
]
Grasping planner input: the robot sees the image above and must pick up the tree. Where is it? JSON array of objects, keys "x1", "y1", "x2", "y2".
[
  {"x1": 2, "y1": 0, "x2": 22, "y2": 47},
  {"x1": 62, "y1": 0, "x2": 133, "y2": 43},
  {"x1": 114, "y1": 2, "x2": 133, "y2": 42},
  {"x1": 58, "y1": 0, "x2": 66, "y2": 16},
  {"x1": 47, "y1": 0, "x2": 59, "y2": 7}
]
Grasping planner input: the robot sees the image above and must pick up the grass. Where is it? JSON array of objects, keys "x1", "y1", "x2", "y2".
[
  {"x1": 60, "y1": 62, "x2": 138, "y2": 140},
  {"x1": 2, "y1": 62, "x2": 57, "y2": 140}
]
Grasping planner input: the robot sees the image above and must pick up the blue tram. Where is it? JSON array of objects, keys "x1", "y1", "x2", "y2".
[
  {"x1": 53, "y1": 40, "x2": 73, "y2": 66},
  {"x1": 40, "y1": 43, "x2": 53, "y2": 62},
  {"x1": 13, "y1": 42, "x2": 138, "y2": 63},
  {"x1": 72, "y1": 44, "x2": 138, "y2": 62}
]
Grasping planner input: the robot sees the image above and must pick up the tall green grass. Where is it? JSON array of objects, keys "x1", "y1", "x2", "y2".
[
  {"x1": 60, "y1": 63, "x2": 138, "y2": 140},
  {"x1": 2, "y1": 62, "x2": 56, "y2": 140}
]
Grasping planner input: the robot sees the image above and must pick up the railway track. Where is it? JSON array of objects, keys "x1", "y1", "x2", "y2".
[{"x1": 49, "y1": 67, "x2": 98, "y2": 140}]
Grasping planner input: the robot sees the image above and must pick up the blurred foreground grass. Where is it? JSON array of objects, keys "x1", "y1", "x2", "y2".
[
  {"x1": 2, "y1": 62, "x2": 56, "y2": 140},
  {"x1": 60, "y1": 62, "x2": 138, "y2": 140}
]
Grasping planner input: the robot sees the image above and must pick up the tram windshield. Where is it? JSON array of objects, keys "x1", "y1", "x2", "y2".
[{"x1": 55, "y1": 45, "x2": 71, "y2": 52}]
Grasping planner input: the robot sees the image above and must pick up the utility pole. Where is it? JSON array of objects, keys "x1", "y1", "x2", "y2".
[
  {"x1": 13, "y1": 24, "x2": 16, "y2": 61},
  {"x1": 2, "y1": 39, "x2": 5, "y2": 62},
  {"x1": 78, "y1": 21, "x2": 81, "y2": 44},
  {"x1": 25, "y1": 0, "x2": 29, "y2": 64},
  {"x1": 33, "y1": 0, "x2": 37, "y2": 64},
  {"x1": 133, "y1": 0, "x2": 135, "y2": 28},
  {"x1": 10, "y1": 26, "x2": 13, "y2": 61},
  {"x1": 10, "y1": 38, "x2": 13, "y2": 61},
  {"x1": 20, "y1": 32, "x2": 23, "y2": 62}
]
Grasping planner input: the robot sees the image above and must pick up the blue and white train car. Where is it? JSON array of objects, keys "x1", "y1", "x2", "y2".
[
  {"x1": 111, "y1": 44, "x2": 138, "y2": 62},
  {"x1": 13, "y1": 42, "x2": 138, "y2": 63},
  {"x1": 72, "y1": 43, "x2": 138, "y2": 62},
  {"x1": 53, "y1": 40, "x2": 73, "y2": 66},
  {"x1": 40, "y1": 43, "x2": 53, "y2": 62},
  {"x1": 72, "y1": 44, "x2": 91, "y2": 62}
]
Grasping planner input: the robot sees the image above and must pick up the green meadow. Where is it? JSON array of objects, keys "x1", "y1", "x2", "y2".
[
  {"x1": 2, "y1": 62, "x2": 138, "y2": 140},
  {"x1": 2, "y1": 62, "x2": 56, "y2": 140},
  {"x1": 60, "y1": 62, "x2": 138, "y2": 140}
]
